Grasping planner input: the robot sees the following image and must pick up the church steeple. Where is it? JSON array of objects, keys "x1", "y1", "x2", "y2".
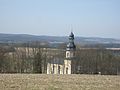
[
  {"x1": 64, "y1": 32, "x2": 76, "y2": 74},
  {"x1": 66, "y1": 32, "x2": 76, "y2": 51}
]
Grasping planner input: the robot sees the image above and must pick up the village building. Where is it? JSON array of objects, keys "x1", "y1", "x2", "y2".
[{"x1": 47, "y1": 32, "x2": 77, "y2": 74}]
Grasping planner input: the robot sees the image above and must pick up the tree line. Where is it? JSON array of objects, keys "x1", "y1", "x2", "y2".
[
  {"x1": 0, "y1": 42, "x2": 120, "y2": 75},
  {"x1": 75, "y1": 48, "x2": 120, "y2": 75}
]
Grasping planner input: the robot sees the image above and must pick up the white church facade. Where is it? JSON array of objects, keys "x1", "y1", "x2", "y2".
[{"x1": 47, "y1": 32, "x2": 77, "y2": 74}]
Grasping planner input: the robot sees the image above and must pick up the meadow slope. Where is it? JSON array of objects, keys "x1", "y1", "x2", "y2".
[{"x1": 0, "y1": 74, "x2": 120, "y2": 90}]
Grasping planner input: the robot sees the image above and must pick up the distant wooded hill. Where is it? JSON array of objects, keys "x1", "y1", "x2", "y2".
[{"x1": 0, "y1": 33, "x2": 120, "y2": 48}]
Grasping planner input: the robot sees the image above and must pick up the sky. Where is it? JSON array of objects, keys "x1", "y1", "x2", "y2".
[{"x1": 0, "y1": 0, "x2": 120, "y2": 38}]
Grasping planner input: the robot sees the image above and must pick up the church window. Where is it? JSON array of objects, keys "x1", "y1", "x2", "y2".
[
  {"x1": 58, "y1": 66, "x2": 60, "y2": 74},
  {"x1": 66, "y1": 67, "x2": 68, "y2": 74},
  {"x1": 53, "y1": 65, "x2": 55, "y2": 74},
  {"x1": 67, "y1": 53, "x2": 69, "y2": 57}
]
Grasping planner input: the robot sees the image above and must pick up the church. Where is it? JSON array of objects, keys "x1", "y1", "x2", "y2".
[{"x1": 47, "y1": 32, "x2": 77, "y2": 74}]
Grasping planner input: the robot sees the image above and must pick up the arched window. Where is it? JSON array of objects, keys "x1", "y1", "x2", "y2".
[
  {"x1": 53, "y1": 65, "x2": 55, "y2": 74},
  {"x1": 66, "y1": 67, "x2": 68, "y2": 74},
  {"x1": 67, "y1": 53, "x2": 69, "y2": 57},
  {"x1": 58, "y1": 66, "x2": 60, "y2": 74}
]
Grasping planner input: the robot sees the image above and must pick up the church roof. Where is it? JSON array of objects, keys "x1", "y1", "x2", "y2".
[{"x1": 48, "y1": 58, "x2": 64, "y2": 65}]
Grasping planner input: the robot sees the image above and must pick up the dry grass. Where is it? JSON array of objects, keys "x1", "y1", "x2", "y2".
[{"x1": 0, "y1": 74, "x2": 120, "y2": 90}]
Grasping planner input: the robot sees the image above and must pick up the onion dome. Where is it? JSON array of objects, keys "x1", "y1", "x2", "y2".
[{"x1": 66, "y1": 32, "x2": 76, "y2": 51}]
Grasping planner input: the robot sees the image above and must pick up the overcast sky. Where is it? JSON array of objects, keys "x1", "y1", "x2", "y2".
[{"x1": 0, "y1": 0, "x2": 120, "y2": 38}]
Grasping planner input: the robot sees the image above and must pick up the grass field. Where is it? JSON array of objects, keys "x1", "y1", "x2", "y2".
[{"x1": 0, "y1": 74, "x2": 120, "y2": 90}]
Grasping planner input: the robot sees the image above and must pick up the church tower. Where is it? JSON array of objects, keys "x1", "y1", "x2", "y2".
[{"x1": 64, "y1": 32, "x2": 76, "y2": 74}]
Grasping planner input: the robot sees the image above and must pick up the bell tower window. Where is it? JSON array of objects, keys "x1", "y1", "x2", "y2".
[{"x1": 67, "y1": 52, "x2": 69, "y2": 57}]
